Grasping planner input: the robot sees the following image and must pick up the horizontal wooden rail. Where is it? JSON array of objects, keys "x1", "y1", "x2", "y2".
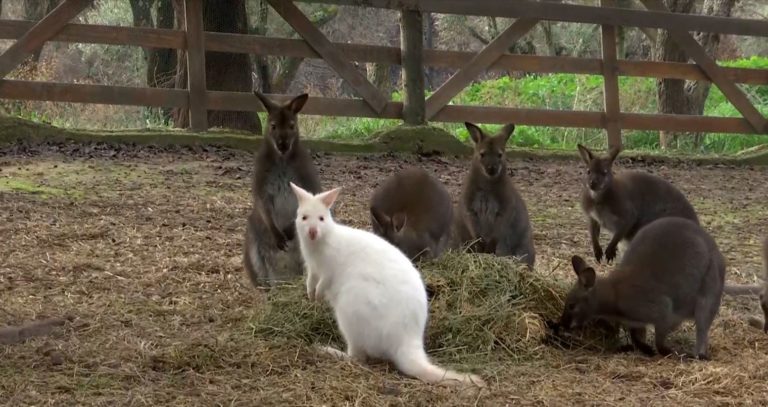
[
  {"x1": 1, "y1": 21, "x2": 766, "y2": 86},
  {"x1": 0, "y1": 80, "x2": 758, "y2": 135},
  {"x1": 297, "y1": 0, "x2": 768, "y2": 37}
]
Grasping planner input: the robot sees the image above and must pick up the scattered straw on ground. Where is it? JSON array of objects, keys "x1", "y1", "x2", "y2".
[{"x1": 1, "y1": 142, "x2": 768, "y2": 405}]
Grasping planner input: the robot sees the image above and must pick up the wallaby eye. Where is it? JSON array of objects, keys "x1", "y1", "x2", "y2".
[
  {"x1": 497, "y1": 152, "x2": 503, "y2": 158},
  {"x1": 270, "y1": 122, "x2": 277, "y2": 130},
  {"x1": 301, "y1": 215, "x2": 307, "y2": 221},
  {"x1": 568, "y1": 303, "x2": 577, "y2": 311},
  {"x1": 289, "y1": 121, "x2": 296, "y2": 130},
  {"x1": 479, "y1": 152, "x2": 486, "y2": 158},
  {"x1": 319, "y1": 216, "x2": 325, "y2": 222}
]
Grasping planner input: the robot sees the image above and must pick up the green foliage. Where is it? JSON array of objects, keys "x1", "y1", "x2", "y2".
[{"x1": 310, "y1": 57, "x2": 768, "y2": 154}]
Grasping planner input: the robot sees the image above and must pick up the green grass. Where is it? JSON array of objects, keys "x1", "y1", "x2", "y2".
[{"x1": 302, "y1": 56, "x2": 768, "y2": 155}]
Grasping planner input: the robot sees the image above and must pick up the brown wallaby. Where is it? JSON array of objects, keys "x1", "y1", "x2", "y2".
[
  {"x1": 559, "y1": 217, "x2": 725, "y2": 359},
  {"x1": 244, "y1": 91, "x2": 322, "y2": 288},
  {"x1": 370, "y1": 167, "x2": 453, "y2": 262},
  {"x1": 577, "y1": 144, "x2": 699, "y2": 264},
  {"x1": 722, "y1": 237, "x2": 768, "y2": 333},
  {"x1": 454, "y1": 122, "x2": 535, "y2": 269}
]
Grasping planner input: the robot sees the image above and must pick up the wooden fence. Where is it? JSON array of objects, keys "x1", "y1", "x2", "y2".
[{"x1": 1, "y1": 0, "x2": 767, "y2": 148}]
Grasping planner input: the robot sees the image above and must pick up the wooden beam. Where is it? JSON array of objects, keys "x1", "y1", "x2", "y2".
[
  {"x1": 295, "y1": 0, "x2": 768, "y2": 37},
  {"x1": 0, "y1": 80, "x2": 188, "y2": 107},
  {"x1": 400, "y1": 9, "x2": 425, "y2": 125},
  {"x1": 424, "y1": 18, "x2": 540, "y2": 120},
  {"x1": 184, "y1": 0, "x2": 208, "y2": 132},
  {"x1": 266, "y1": 0, "x2": 388, "y2": 114},
  {"x1": 0, "y1": 21, "x2": 765, "y2": 85},
  {"x1": 0, "y1": 81, "x2": 757, "y2": 134},
  {"x1": 0, "y1": 0, "x2": 92, "y2": 79},
  {"x1": 600, "y1": 0, "x2": 621, "y2": 149},
  {"x1": 642, "y1": 0, "x2": 768, "y2": 134},
  {"x1": 0, "y1": 20, "x2": 185, "y2": 49}
]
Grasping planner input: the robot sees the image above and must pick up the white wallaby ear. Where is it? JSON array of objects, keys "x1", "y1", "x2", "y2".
[
  {"x1": 290, "y1": 182, "x2": 313, "y2": 204},
  {"x1": 317, "y1": 187, "x2": 342, "y2": 209},
  {"x1": 392, "y1": 213, "x2": 407, "y2": 233}
]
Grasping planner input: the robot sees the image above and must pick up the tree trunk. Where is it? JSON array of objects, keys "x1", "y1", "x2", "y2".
[
  {"x1": 652, "y1": 0, "x2": 735, "y2": 149},
  {"x1": 23, "y1": 0, "x2": 58, "y2": 65},
  {"x1": 252, "y1": 0, "x2": 271, "y2": 93},
  {"x1": 653, "y1": 0, "x2": 696, "y2": 149},
  {"x1": 172, "y1": 0, "x2": 261, "y2": 133}
]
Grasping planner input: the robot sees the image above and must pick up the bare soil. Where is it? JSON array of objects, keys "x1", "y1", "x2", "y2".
[{"x1": 2, "y1": 142, "x2": 768, "y2": 406}]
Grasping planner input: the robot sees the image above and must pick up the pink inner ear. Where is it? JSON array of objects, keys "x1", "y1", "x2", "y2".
[{"x1": 319, "y1": 187, "x2": 341, "y2": 209}]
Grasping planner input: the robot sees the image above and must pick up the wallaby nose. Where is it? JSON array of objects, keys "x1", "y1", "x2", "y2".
[{"x1": 308, "y1": 227, "x2": 318, "y2": 241}]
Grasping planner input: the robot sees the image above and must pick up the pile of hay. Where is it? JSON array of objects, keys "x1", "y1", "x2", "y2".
[{"x1": 252, "y1": 252, "x2": 617, "y2": 362}]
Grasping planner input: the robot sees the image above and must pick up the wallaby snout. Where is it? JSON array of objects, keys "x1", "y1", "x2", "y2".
[{"x1": 308, "y1": 226, "x2": 318, "y2": 241}]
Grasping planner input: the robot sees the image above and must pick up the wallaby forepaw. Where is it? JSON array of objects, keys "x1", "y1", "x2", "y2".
[
  {"x1": 605, "y1": 245, "x2": 618, "y2": 263},
  {"x1": 593, "y1": 246, "x2": 603, "y2": 263},
  {"x1": 467, "y1": 374, "x2": 486, "y2": 388}
]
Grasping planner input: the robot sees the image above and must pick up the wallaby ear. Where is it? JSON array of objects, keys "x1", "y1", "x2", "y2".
[
  {"x1": 370, "y1": 207, "x2": 391, "y2": 231},
  {"x1": 290, "y1": 182, "x2": 313, "y2": 205},
  {"x1": 499, "y1": 123, "x2": 515, "y2": 144},
  {"x1": 576, "y1": 144, "x2": 594, "y2": 166},
  {"x1": 392, "y1": 213, "x2": 407, "y2": 233},
  {"x1": 287, "y1": 93, "x2": 309, "y2": 114},
  {"x1": 317, "y1": 187, "x2": 342, "y2": 209},
  {"x1": 465, "y1": 122, "x2": 485, "y2": 145},
  {"x1": 608, "y1": 145, "x2": 622, "y2": 163},
  {"x1": 254, "y1": 91, "x2": 278, "y2": 115},
  {"x1": 578, "y1": 267, "x2": 597, "y2": 289},
  {"x1": 571, "y1": 255, "x2": 589, "y2": 275}
]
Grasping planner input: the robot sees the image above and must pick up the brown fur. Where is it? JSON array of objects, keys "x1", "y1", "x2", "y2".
[
  {"x1": 724, "y1": 237, "x2": 768, "y2": 333},
  {"x1": 244, "y1": 92, "x2": 322, "y2": 287},
  {"x1": 577, "y1": 144, "x2": 699, "y2": 264},
  {"x1": 560, "y1": 217, "x2": 725, "y2": 359},
  {"x1": 370, "y1": 167, "x2": 453, "y2": 262},
  {"x1": 454, "y1": 122, "x2": 535, "y2": 269}
]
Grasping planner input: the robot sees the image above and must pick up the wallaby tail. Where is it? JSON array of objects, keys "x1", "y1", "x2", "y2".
[
  {"x1": 723, "y1": 284, "x2": 764, "y2": 296},
  {"x1": 392, "y1": 344, "x2": 485, "y2": 387}
]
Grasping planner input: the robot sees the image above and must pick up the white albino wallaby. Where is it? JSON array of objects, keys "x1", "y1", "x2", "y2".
[{"x1": 289, "y1": 182, "x2": 485, "y2": 387}]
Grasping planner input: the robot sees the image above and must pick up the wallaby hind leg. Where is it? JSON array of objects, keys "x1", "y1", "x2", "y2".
[
  {"x1": 692, "y1": 294, "x2": 722, "y2": 360},
  {"x1": 629, "y1": 327, "x2": 655, "y2": 356},
  {"x1": 244, "y1": 219, "x2": 269, "y2": 288},
  {"x1": 760, "y1": 295, "x2": 768, "y2": 333},
  {"x1": 653, "y1": 316, "x2": 683, "y2": 357}
]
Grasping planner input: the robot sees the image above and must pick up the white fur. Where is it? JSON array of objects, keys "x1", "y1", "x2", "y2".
[{"x1": 289, "y1": 183, "x2": 485, "y2": 387}]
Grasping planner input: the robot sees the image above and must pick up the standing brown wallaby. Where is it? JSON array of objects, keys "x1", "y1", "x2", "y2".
[
  {"x1": 454, "y1": 122, "x2": 535, "y2": 269},
  {"x1": 370, "y1": 167, "x2": 453, "y2": 262},
  {"x1": 577, "y1": 144, "x2": 699, "y2": 264},
  {"x1": 559, "y1": 217, "x2": 725, "y2": 359},
  {"x1": 722, "y1": 237, "x2": 768, "y2": 333},
  {"x1": 244, "y1": 91, "x2": 322, "y2": 287}
]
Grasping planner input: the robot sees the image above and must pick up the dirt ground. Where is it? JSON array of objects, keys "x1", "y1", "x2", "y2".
[{"x1": 2, "y1": 142, "x2": 768, "y2": 406}]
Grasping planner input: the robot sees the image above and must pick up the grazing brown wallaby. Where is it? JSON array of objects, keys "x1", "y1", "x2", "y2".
[
  {"x1": 577, "y1": 144, "x2": 699, "y2": 264},
  {"x1": 370, "y1": 167, "x2": 453, "y2": 262},
  {"x1": 454, "y1": 122, "x2": 535, "y2": 269},
  {"x1": 722, "y1": 237, "x2": 768, "y2": 333},
  {"x1": 243, "y1": 91, "x2": 322, "y2": 288},
  {"x1": 559, "y1": 217, "x2": 725, "y2": 359}
]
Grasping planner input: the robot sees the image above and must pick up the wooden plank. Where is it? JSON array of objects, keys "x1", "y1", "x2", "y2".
[
  {"x1": 296, "y1": 0, "x2": 768, "y2": 38},
  {"x1": 0, "y1": 81, "x2": 756, "y2": 134},
  {"x1": 400, "y1": 9, "x2": 425, "y2": 125},
  {"x1": 0, "y1": 0, "x2": 92, "y2": 78},
  {"x1": 184, "y1": 0, "x2": 208, "y2": 132},
  {"x1": 0, "y1": 19, "x2": 185, "y2": 49},
  {"x1": 266, "y1": 0, "x2": 388, "y2": 114},
  {"x1": 424, "y1": 18, "x2": 540, "y2": 120},
  {"x1": 0, "y1": 80, "x2": 189, "y2": 107},
  {"x1": 642, "y1": 0, "x2": 768, "y2": 134},
  {"x1": 0, "y1": 22, "x2": 764, "y2": 86},
  {"x1": 600, "y1": 0, "x2": 621, "y2": 149}
]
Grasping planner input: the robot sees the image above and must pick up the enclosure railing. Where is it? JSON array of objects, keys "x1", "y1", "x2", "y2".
[{"x1": 1, "y1": 0, "x2": 767, "y2": 148}]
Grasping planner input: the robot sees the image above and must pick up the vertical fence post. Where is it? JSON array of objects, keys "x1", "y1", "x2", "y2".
[
  {"x1": 400, "y1": 9, "x2": 425, "y2": 126},
  {"x1": 184, "y1": 0, "x2": 207, "y2": 132},
  {"x1": 600, "y1": 0, "x2": 622, "y2": 149}
]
